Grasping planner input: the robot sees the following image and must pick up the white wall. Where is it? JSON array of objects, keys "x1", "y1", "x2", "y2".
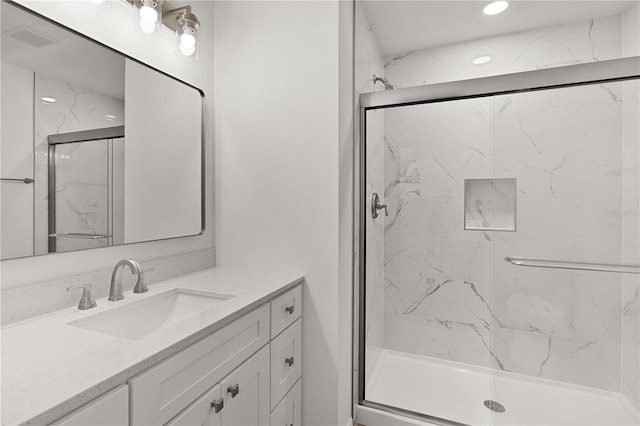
[
  {"x1": 213, "y1": 2, "x2": 352, "y2": 424},
  {"x1": 1, "y1": 0, "x2": 214, "y2": 289}
]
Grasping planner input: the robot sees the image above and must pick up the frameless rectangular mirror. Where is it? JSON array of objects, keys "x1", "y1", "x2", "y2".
[{"x1": 0, "y1": 0, "x2": 204, "y2": 260}]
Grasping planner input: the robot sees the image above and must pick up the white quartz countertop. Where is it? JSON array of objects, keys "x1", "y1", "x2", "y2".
[{"x1": 1, "y1": 267, "x2": 303, "y2": 426}]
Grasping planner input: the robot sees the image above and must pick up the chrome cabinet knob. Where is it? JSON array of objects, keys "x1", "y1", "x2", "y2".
[
  {"x1": 210, "y1": 398, "x2": 224, "y2": 413},
  {"x1": 227, "y1": 384, "x2": 240, "y2": 398}
]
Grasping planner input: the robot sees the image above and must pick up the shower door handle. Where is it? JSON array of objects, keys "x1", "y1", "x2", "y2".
[{"x1": 371, "y1": 193, "x2": 388, "y2": 219}]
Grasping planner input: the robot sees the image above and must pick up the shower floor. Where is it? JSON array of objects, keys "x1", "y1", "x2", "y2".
[{"x1": 365, "y1": 350, "x2": 639, "y2": 426}]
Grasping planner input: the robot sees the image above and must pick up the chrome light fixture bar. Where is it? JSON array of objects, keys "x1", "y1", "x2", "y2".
[{"x1": 126, "y1": 0, "x2": 201, "y2": 57}]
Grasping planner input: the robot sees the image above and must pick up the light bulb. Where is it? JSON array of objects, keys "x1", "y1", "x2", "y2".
[
  {"x1": 139, "y1": 18, "x2": 156, "y2": 34},
  {"x1": 179, "y1": 42, "x2": 196, "y2": 57},
  {"x1": 139, "y1": 5, "x2": 158, "y2": 23},
  {"x1": 180, "y1": 33, "x2": 196, "y2": 48},
  {"x1": 483, "y1": 1, "x2": 509, "y2": 15}
]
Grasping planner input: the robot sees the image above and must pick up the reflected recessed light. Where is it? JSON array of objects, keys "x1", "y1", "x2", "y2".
[
  {"x1": 104, "y1": 114, "x2": 117, "y2": 121},
  {"x1": 473, "y1": 55, "x2": 492, "y2": 65},
  {"x1": 41, "y1": 96, "x2": 56, "y2": 104},
  {"x1": 483, "y1": 1, "x2": 509, "y2": 15}
]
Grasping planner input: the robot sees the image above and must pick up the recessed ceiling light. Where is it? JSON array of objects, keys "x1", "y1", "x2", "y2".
[
  {"x1": 41, "y1": 96, "x2": 56, "y2": 104},
  {"x1": 472, "y1": 55, "x2": 492, "y2": 65},
  {"x1": 483, "y1": 1, "x2": 509, "y2": 15},
  {"x1": 104, "y1": 114, "x2": 117, "y2": 121}
]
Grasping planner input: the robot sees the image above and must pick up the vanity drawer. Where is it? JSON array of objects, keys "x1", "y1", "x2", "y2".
[
  {"x1": 270, "y1": 379, "x2": 301, "y2": 426},
  {"x1": 270, "y1": 318, "x2": 302, "y2": 410},
  {"x1": 50, "y1": 385, "x2": 128, "y2": 426},
  {"x1": 130, "y1": 304, "x2": 270, "y2": 425},
  {"x1": 271, "y1": 285, "x2": 301, "y2": 338}
]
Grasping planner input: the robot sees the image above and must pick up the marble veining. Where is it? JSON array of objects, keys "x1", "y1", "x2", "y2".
[{"x1": 378, "y1": 78, "x2": 630, "y2": 392}]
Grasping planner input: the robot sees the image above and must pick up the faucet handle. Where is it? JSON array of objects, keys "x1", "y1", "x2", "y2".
[{"x1": 67, "y1": 284, "x2": 97, "y2": 310}]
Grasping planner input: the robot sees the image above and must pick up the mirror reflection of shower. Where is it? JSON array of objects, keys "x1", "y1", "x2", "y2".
[
  {"x1": 47, "y1": 127, "x2": 125, "y2": 254},
  {"x1": 372, "y1": 74, "x2": 397, "y2": 90}
]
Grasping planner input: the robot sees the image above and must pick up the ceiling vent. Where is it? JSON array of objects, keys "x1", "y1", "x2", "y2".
[{"x1": 3, "y1": 25, "x2": 58, "y2": 47}]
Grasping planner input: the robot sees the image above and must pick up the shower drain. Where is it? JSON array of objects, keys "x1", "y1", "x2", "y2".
[{"x1": 483, "y1": 400, "x2": 506, "y2": 413}]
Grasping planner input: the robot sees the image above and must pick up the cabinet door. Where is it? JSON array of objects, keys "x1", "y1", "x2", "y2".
[
  {"x1": 50, "y1": 385, "x2": 128, "y2": 426},
  {"x1": 219, "y1": 345, "x2": 270, "y2": 426},
  {"x1": 166, "y1": 385, "x2": 222, "y2": 426},
  {"x1": 270, "y1": 379, "x2": 301, "y2": 426}
]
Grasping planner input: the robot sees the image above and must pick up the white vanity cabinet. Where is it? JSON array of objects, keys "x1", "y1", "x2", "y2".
[
  {"x1": 166, "y1": 346, "x2": 270, "y2": 426},
  {"x1": 128, "y1": 284, "x2": 302, "y2": 426},
  {"x1": 50, "y1": 385, "x2": 128, "y2": 426}
]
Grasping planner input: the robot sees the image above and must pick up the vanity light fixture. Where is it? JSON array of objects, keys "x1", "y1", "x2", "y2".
[
  {"x1": 175, "y1": 8, "x2": 199, "y2": 57},
  {"x1": 134, "y1": 0, "x2": 162, "y2": 35},
  {"x1": 483, "y1": 1, "x2": 509, "y2": 15},
  {"x1": 125, "y1": 0, "x2": 201, "y2": 59},
  {"x1": 472, "y1": 55, "x2": 492, "y2": 65},
  {"x1": 41, "y1": 96, "x2": 56, "y2": 104}
]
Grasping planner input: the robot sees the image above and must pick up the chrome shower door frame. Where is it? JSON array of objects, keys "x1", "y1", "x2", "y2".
[{"x1": 354, "y1": 56, "x2": 640, "y2": 426}]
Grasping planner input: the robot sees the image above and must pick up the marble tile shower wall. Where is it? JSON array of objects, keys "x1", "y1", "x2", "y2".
[
  {"x1": 379, "y1": 15, "x2": 637, "y2": 393},
  {"x1": 382, "y1": 79, "x2": 628, "y2": 392},
  {"x1": 34, "y1": 74, "x2": 125, "y2": 255},
  {"x1": 355, "y1": 5, "x2": 385, "y2": 386}
]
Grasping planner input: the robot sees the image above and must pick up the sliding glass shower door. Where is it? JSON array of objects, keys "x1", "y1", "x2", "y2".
[{"x1": 359, "y1": 61, "x2": 640, "y2": 426}]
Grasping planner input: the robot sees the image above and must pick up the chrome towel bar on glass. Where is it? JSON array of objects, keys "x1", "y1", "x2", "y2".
[
  {"x1": 49, "y1": 233, "x2": 112, "y2": 239},
  {"x1": 505, "y1": 256, "x2": 640, "y2": 274}
]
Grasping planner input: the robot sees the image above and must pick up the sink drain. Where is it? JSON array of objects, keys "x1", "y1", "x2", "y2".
[{"x1": 484, "y1": 400, "x2": 506, "y2": 413}]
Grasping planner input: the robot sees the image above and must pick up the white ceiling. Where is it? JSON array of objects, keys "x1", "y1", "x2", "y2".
[
  {"x1": 360, "y1": 0, "x2": 637, "y2": 56},
  {"x1": 1, "y1": 2, "x2": 125, "y2": 100}
]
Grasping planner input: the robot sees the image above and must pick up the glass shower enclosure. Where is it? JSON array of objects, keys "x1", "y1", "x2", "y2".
[{"x1": 356, "y1": 57, "x2": 640, "y2": 425}]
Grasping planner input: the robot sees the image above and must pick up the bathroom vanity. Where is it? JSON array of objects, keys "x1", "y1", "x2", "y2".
[{"x1": 1, "y1": 267, "x2": 303, "y2": 426}]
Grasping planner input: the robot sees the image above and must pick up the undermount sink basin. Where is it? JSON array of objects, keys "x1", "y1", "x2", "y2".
[{"x1": 68, "y1": 289, "x2": 234, "y2": 340}]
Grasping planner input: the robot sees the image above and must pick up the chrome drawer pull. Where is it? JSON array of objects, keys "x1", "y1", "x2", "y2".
[
  {"x1": 227, "y1": 383, "x2": 240, "y2": 398},
  {"x1": 211, "y1": 398, "x2": 224, "y2": 413},
  {"x1": 285, "y1": 356, "x2": 295, "y2": 367},
  {"x1": 285, "y1": 305, "x2": 295, "y2": 315}
]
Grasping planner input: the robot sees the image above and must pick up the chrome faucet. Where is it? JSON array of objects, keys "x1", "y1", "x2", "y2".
[{"x1": 108, "y1": 259, "x2": 147, "y2": 301}]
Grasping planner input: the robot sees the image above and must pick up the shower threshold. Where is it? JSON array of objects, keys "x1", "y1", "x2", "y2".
[{"x1": 365, "y1": 350, "x2": 639, "y2": 425}]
